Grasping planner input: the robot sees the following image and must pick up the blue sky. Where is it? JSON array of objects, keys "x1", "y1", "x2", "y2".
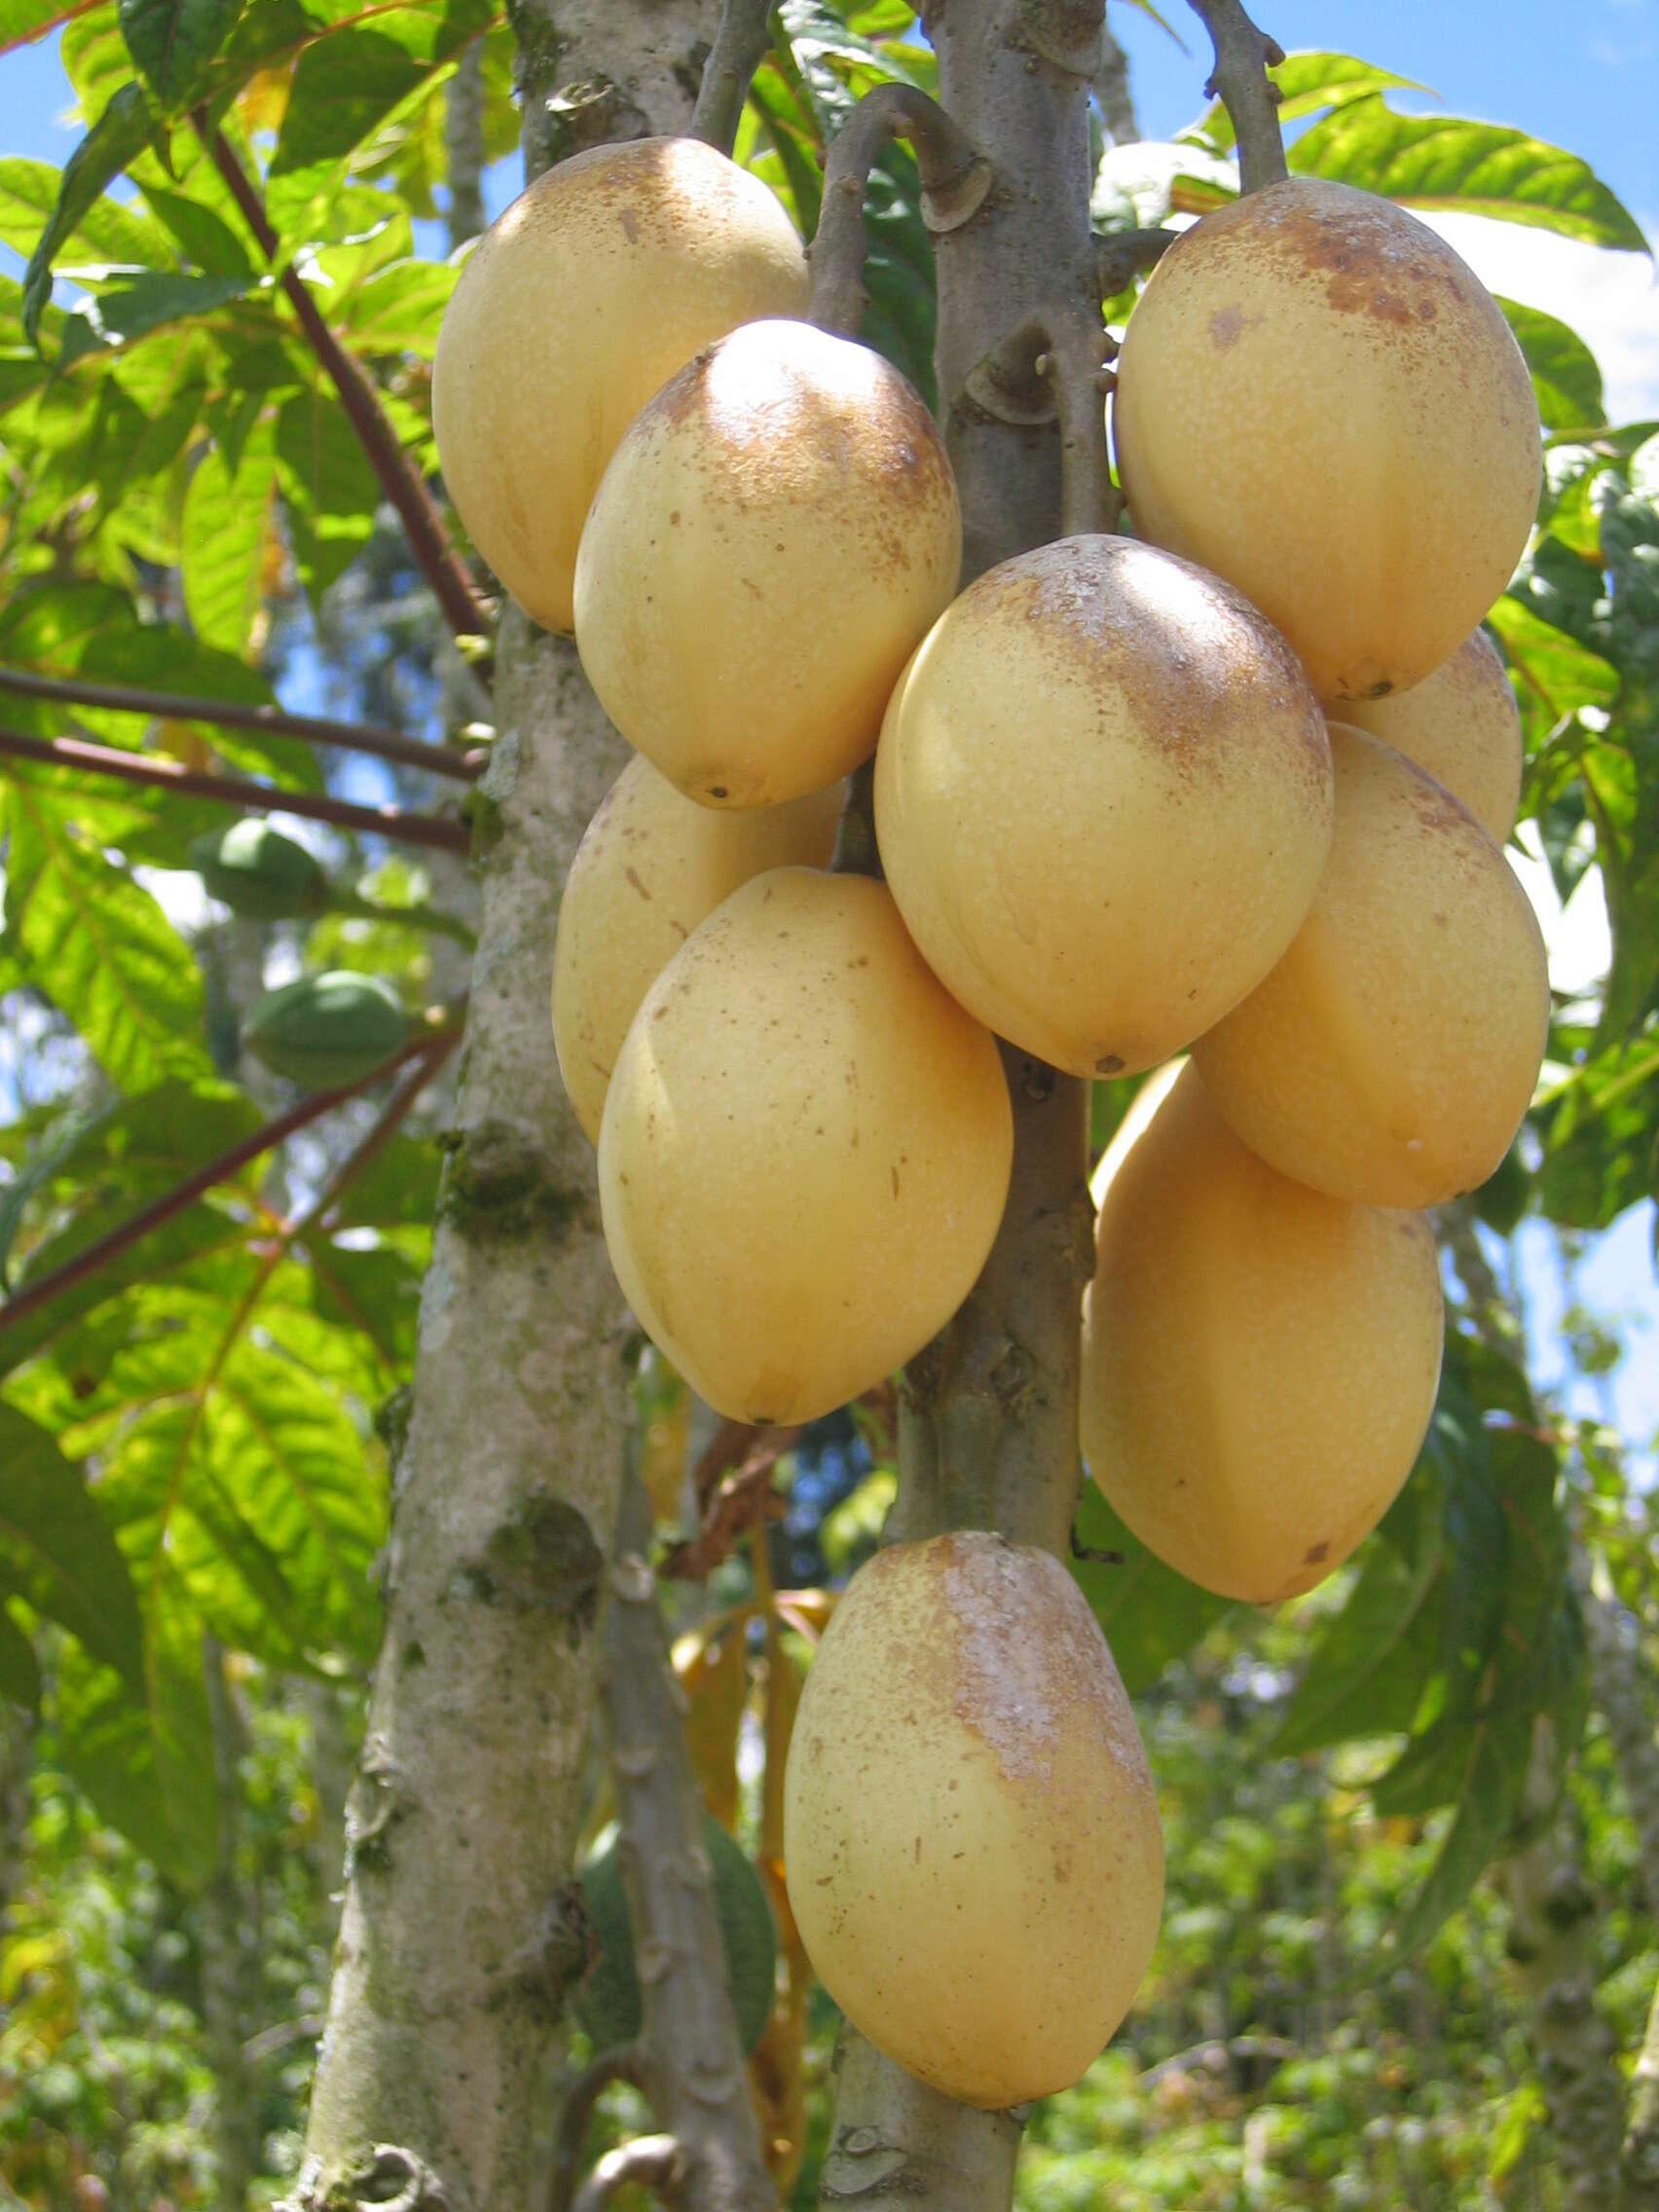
[{"x1": 1, "y1": 2, "x2": 1656, "y2": 1455}]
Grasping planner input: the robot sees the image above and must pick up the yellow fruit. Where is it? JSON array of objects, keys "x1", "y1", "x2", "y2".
[
  {"x1": 574, "y1": 320, "x2": 961, "y2": 807},
  {"x1": 873, "y1": 535, "x2": 1333, "y2": 1077},
  {"x1": 1081, "y1": 1062, "x2": 1444, "y2": 1604},
  {"x1": 552, "y1": 756, "x2": 839, "y2": 1143},
  {"x1": 1192, "y1": 723, "x2": 1550, "y2": 1207},
  {"x1": 432, "y1": 138, "x2": 808, "y2": 632},
  {"x1": 1113, "y1": 177, "x2": 1541, "y2": 702},
  {"x1": 1337, "y1": 627, "x2": 1523, "y2": 844},
  {"x1": 598, "y1": 869, "x2": 1012, "y2": 1424},
  {"x1": 783, "y1": 1531, "x2": 1162, "y2": 2109}
]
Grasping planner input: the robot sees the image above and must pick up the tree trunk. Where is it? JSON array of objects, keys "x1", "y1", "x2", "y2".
[
  {"x1": 1503, "y1": 1723, "x2": 1628, "y2": 2212},
  {"x1": 1625, "y1": 1973, "x2": 1659, "y2": 2211},
  {"x1": 820, "y1": 3, "x2": 1101, "y2": 2199},
  {"x1": 285, "y1": 11, "x2": 720, "y2": 2208}
]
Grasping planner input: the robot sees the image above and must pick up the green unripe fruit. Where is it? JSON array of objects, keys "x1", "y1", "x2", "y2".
[
  {"x1": 243, "y1": 972, "x2": 410, "y2": 1090},
  {"x1": 574, "y1": 1816, "x2": 776, "y2": 2054},
  {"x1": 191, "y1": 820, "x2": 329, "y2": 920}
]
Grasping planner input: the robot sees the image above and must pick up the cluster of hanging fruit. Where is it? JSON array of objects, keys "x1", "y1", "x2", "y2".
[{"x1": 431, "y1": 124, "x2": 1546, "y2": 2113}]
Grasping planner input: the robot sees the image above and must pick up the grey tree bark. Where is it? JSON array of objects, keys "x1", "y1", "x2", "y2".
[{"x1": 285, "y1": 10, "x2": 724, "y2": 2208}]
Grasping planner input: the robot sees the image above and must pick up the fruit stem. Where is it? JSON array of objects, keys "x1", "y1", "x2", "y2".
[
  {"x1": 548, "y1": 2046, "x2": 647, "y2": 2212},
  {"x1": 0, "y1": 664, "x2": 485, "y2": 785},
  {"x1": 830, "y1": 760, "x2": 882, "y2": 879},
  {"x1": 965, "y1": 299, "x2": 1118, "y2": 535},
  {"x1": 195, "y1": 121, "x2": 496, "y2": 644},
  {"x1": 809, "y1": 86, "x2": 992, "y2": 339},
  {"x1": 1094, "y1": 226, "x2": 1179, "y2": 297},
  {"x1": 0, "y1": 725, "x2": 472, "y2": 853},
  {"x1": 687, "y1": 0, "x2": 774, "y2": 157},
  {"x1": 1183, "y1": 0, "x2": 1289, "y2": 195}
]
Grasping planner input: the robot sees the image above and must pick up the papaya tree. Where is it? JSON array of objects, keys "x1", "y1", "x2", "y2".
[{"x1": 0, "y1": 0, "x2": 1654, "y2": 2208}]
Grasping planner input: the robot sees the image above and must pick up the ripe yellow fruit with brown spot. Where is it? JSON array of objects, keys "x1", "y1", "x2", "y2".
[
  {"x1": 432, "y1": 139, "x2": 808, "y2": 633},
  {"x1": 783, "y1": 1531, "x2": 1162, "y2": 2110},
  {"x1": 873, "y1": 534, "x2": 1334, "y2": 1077},
  {"x1": 1081, "y1": 1063, "x2": 1444, "y2": 1605},
  {"x1": 1337, "y1": 628, "x2": 1523, "y2": 844},
  {"x1": 574, "y1": 320, "x2": 961, "y2": 807},
  {"x1": 1113, "y1": 177, "x2": 1541, "y2": 702},
  {"x1": 552, "y1": 756, "x2": 839, "y2": 1144},
  {"x1": 598, "y1": 869, "x2": 1012, "y2": 1425},
  {"x1": 1192, "y1": 723, "x2": 1550, "y2": 1208}
]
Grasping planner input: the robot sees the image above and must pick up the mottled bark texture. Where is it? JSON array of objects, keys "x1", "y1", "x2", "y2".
[
  {"x1": 595, "y1": 1464, "x2": 773, "y2": 2209},
  {"x1": 286, "y1": 13, "x2": 720, "y2": 2205},
  {"x1": 822, "y1": 0, "x2": 1102, "y2": 2194},
  {"x1": 1503, "y1": 1724, "x2": 1628, "y2": 2212},
  {"x1": 1625, "y1": 1975, "x2": 1659, "y2": 2210}
]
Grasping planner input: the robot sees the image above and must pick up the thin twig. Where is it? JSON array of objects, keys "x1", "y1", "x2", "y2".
[
  {"x1": 687, "y1": 0, "x2": 773, "y2": 157},
  {"x1": 571, "y1": 2135, "x2": 682, "y2": 2212},
  {"x1": 657, "y1": 1438, "x2": 792, "y2": 1582},
  {"x1": 306, "y1": 1026, "x2": 461, "y2": 1236},
  {"x1": 0, "y1": 1024, "x2": 459, "y2": 1337},
  {"x1": 196, "y1": 122, "x2": 495, "y2": 642},
  {"x1": 548, "y1": 2046, "x2": 647, "y2": 2212},
  {"x1": 810, "y1": 85, "x2": 991, "y2": 338},
  {"x1": 0, "y1": 727, "x2": 470, "y2": 852},
  {"x1": 0, "y1": 666, "x2": 486, "y2": 783},
  {"x1": 964, "y1": 298, "x2": 1117, "y2": 535},
  {"x1": 1094, "y1": 227, "x2": 1178, "y2": 299},
  {"x1": 1183, "y1": 0, "x2": 1287, "y2": 195},
  {"x1": 597, "y1": 1459, "x2": 773, "y2": 2210}
]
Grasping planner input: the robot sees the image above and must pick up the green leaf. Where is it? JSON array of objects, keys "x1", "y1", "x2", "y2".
[
  {"x1": 2, "y1": 782, "x2": 213, "y2": 1091},
  {"x1": 56, "y1": 268, "x2": 252, "y2": 362},
  {"x1": 0, "y1": 153, "x2": 173, "y2": 268},
  {"x1": 119, "y1": 0, "x2": 244, "y2": 109},
  {"x1": 1290, "y1": 101, "x2": 1651, "y2": 252},
  {"x1": 1487, "y1": 596, "x2": 1619, "y2": 731},
  {"x1": 0, "y1": 1102, "x2": 113, "y2": 1289},
  {"x1": 1069, "y1": 1481, "x2": 1231, "y2": 1695},
  {"x1": 0, "y1": 0, "x2": 103, "y2": 55},
  {"x1": 0, "y1": 1401, "x2": 144, "y2": 1686},
  {"x1": 264, "y1": 0, "x2": 495, "y2": 258},
  {"x1": 1273, "y1": 1515, "x2": 1443, "y2": 1756},
  {"x1": 0, "y1": 1608, "x2": 41, "y2": 1711},
  {"x1": 181, "y1": 404, "x2": 278, "y2": 651},
  {"x1": 1197, "y1": 50, "x2": 1428, "y2": 154},
  {"x1": 22, "y1": 82, "x2": 157, "y2": 349},
  {"x1": 275, "y1": 381, "x2": 380, "y2": 608},
  {"x1": 54, "y1": 1583, "x2": 217, "y2": 1881},
  {"x1": 1496, "y1": 298, "x2": 1605, "y2": 434}
]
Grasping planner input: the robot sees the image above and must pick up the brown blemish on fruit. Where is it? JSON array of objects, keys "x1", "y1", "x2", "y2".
[
  {"x1": 1210, "y1": 305, "x2": 1243, "y2": 349},
  {"x1": 1304, "y1": 1540, "x2": 1331, "y2": 1566}
]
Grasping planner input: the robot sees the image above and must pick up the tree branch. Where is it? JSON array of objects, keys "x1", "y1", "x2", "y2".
[
  {"x1": 964, "y1": 298, "x2": 1116, "y2": 535},
  {"x1": 197, "y1": 123, "x2": 495, "y2": 642},
  {"x1": 688, "y1": 0, "x2": 773, "y2": 157},
  {"x1": 548, "y1": 2046, "x2": 647, "y2": 2212},
  {"x1": 1094, "y1": 227, "x2": 1177, "y2": 299},
  {"x1": 0, "y1": 1024, "x2": 458, "y2": 1338},
  {"x1": 0, "y1": 727, "x2": 471, "y2": 852},
  {"x1": 810, "y1": 86, "x2": 992, "y2": 339},
  {"x1": 0, "y1": 666, "x2": 485, "y2": 784},
  {"x1": 571, "y1": 2135, "x2": 682, "y2": 2212},
  {"x1": 597, "y1": 1456, "x2": 774, "y2": 2211},
  {"x1": 1183, "y1": 0, "x2": 1287, "y2": 196}
]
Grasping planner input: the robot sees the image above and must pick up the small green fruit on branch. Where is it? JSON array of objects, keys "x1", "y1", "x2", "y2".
[
  {"x1": 0, "y1": 726, "x2": 470, "y2": 854},
  {"x1": 1183, "y1": 0, "x2": 1288, "y2": 196},
  {"x1": 809, "y1": 85, "x2": 992, "y2": 338},
  {"x1": 688, "y1": 0, "x2": 774, "y2": 158},
  {"x1": 0, "y1": 1019, "x2": 461, "y2": 1338},
  {"x1": 195, "y1": 121, "x2": 495, "y2": 644}
]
